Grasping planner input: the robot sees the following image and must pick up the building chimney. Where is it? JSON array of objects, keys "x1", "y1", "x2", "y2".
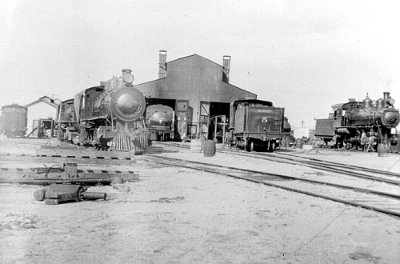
[
  {"x1": 222, "y1": 55, "x2": 231, "y2": 83},
  {"x1": 158, "y1": 50, "x2": 167, "y2": 79}
]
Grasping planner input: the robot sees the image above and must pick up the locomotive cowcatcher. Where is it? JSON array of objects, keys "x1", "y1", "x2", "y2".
[
  {"x1": 315, "y1": 92, "x2": 399, "y2": 150},
  {"x1": 229, "y1": 99, "x2": 285, "y2": 152}
]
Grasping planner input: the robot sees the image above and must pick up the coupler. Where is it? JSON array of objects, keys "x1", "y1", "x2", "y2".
[{"x1": 34, "y1": 183, "x2": 107, "y2": 205}]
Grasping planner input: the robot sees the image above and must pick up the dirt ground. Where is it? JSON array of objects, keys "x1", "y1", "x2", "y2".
[{"x1": 1, "y1": 143, "x2": 400, "y2": 263}]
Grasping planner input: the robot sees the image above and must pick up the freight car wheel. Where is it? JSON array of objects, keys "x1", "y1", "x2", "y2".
[{"x1": 246, "y1": 140, "x2": 254, "y2": 152}]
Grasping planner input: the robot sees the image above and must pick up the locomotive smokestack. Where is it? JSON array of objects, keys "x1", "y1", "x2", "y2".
[
  {"x1": 383, "y1": 91, "x2": 390, "y2": 102},
  {"x1": 158, "y1": 50, "x2": 167, "y2": 79},
  {"x1": 222, "y1": 55, "x2": 231, "y2": 83}
]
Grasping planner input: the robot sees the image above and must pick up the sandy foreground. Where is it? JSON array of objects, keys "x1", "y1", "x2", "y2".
[{"x1": 0, "y1": 143, "x2": 400, "y2": 263}]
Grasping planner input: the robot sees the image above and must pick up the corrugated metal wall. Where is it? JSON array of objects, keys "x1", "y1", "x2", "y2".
[{"x1": 135, "y1": 54, "x2": 256, "y2": 124}]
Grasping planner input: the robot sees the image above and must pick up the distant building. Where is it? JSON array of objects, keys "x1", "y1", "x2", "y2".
[
  {"x1": 25, "y1": 96, "x2": 60, "y2": 136},
  {"x1": 135, "y1": 51, "x2": 257, "y2": 139}
]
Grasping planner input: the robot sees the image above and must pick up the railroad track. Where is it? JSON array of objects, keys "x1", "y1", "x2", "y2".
[
  {"x1": 155, "y1": 141, "x2": 400, "y2": 186},
  {"x1": 275, "y1": 151, "x2": 400, "y2": 177},
  {"x1": 146, "y1": 153, "x2": 400, "y2": 218},
  {"x1": 221, "y1": 150, "x2": 400, "y2": 185}
]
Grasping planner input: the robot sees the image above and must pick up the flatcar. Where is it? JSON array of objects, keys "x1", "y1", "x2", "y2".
[
  {"x1": 1, "y1": 104, "x2": 28, "y2": 137},
  {"x1": 145, "y1": 104, "x2": 175, "y2": 141},
  {"x1": 57, "y1": 69, "x2": 148, "y2": 151},
  {"x1": 315, "y1": 92, "x2": 399, "y2": 150},
  {"x1": 229, "y1": 99, "x2": 285, "y2": 152}
]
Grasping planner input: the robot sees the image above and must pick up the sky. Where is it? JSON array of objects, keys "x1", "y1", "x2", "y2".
[{"x1": 1, "y1": 0, "x2": 399, "y2": 129}]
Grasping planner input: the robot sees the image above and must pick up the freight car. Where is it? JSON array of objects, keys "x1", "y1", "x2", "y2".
[
  {"x1": 57, "y1": 69, "x2": 147, "y2": 151},
  {"x1": 145, "y1": 104, "x2": 175, "y2": 141},
  {"x1": 229, "y1": 99, "x2": 285, "y2": 152},
  {"x1": 1, "y1": 104, "x2": 28, "y2": 137},
  {"x1": 315, "y1": 92, "x2": 399, "y2": 150}
]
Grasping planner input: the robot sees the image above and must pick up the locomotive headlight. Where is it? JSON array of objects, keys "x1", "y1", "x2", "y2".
[
  {"x1": 382, "y1": 109, "x2": 400, "y2": 128},
  {"x1": 122, "y1": 69, "x2": 134, "y2": 84}
]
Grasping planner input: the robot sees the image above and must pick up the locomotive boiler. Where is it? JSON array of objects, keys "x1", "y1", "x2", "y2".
[
  {"x1": 57, "y1": 69, "x2": 147, "y2": 151},
  {"x1": 315, "y1": 92, "x2": 399, "y2": 150},
  {"x1": 145, "y1": 104, "x2": 175, "y2": 141},
  {"x1": 229, "y1": 99, "x2": 285, "y2": 152}
]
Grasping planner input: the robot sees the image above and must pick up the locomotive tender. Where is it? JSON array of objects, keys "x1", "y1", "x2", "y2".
[
  {"x1": 229, "y1": 99, "x2": 285, "y2": 152},
  {"x1": 57, "y1": 69, "x2": 147, "y2": 151},
  {"x1": 315, "y1": 92, "x2": 399, "y2": 150}
]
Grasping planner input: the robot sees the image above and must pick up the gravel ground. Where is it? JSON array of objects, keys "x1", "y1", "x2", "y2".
[{"x1": 0, "y1": 139, "x2": 400, "y2": 263}]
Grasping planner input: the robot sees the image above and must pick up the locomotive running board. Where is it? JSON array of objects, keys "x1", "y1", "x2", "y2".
[
  {"x1": 0, "y1": 167, "x2": 139, "y2": 185},
  {"x1": 36, "y1": 147, "x2": 135, "y2": 160}
]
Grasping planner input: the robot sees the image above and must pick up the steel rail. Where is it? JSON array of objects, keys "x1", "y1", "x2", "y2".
[
  {"x1": 148, "y1": 155, "x2": 400, "y2": 218},
  {"x1": 220, "y1": 150, "x2": 400, "y2": 186},
  {"x1": 154, "y1": 142, "x2": 400, "y2": 185},
  {"x1": 276, "y1": 151, "x2": 400, "y2": 178}
]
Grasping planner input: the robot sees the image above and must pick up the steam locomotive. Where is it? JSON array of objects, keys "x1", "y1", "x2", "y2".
[
  {"x1": 145, "y1": 104, "x2": 175, "y2": 141},
  {"x1": 229, "y1": 98, "x2": 285, "y2": 152},
  {"x1": 315, "y1": 92, "x2": 399, "y2": 150},
  {"x1": 56, "y1": 69, "x2": 147, "y2": 151}
]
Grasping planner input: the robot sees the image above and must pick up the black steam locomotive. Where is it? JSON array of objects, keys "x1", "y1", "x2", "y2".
[
  {"x1": 229, "y1": 99, "x2": 285, "y2": 152},
  {"x1": 315, "y1": 92, "x2": 399, "y2": 150},
  {"x1": 56, "y1": 69, "x2": 147, "y2": 151}
]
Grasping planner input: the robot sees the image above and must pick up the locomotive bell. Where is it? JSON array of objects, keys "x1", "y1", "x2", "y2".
[{"x1": 110, "y1": 86, "x2": 146, "y2": 122}]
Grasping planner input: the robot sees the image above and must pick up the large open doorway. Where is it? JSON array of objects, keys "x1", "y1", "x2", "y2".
[{"x1": 200, "y1": 101, "x2": 230, "y2": 141}]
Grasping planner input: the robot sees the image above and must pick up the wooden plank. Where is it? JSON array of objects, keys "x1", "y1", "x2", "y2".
[
  {"x1": 36, "y1": 148, "x2": 135, "y2": 159},
  {"x1": 0, "y1": 154, "x2": 135, "y2": 165},
  {"x1": 0, "y1": 170, "x2": 139, "y2": 185}
]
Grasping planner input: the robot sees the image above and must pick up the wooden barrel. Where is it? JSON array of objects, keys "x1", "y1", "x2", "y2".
[
  {"x1": 33, "y1": 188, "x2": 46, "y2": 201},
  {"x1": 377, "y1": 143, "x2": 386, "y2": 157},
  {"x1": 203, "y1": 140, "x2": 216, "y2": 157}
]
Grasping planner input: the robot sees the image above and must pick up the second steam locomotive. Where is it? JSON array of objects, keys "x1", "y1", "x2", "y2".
[{"x1": 315, "y1": 92, "x2": 399, "y2": 150}]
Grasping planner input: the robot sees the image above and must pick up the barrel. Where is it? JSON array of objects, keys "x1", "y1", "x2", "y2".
[
  {"x1": 296, "y1": 139, "x2": 303, "y2": 149},
  {"x1": 377, "y1": 143, "x2": 386, "y2": 157},
  {"x1": 203, "y1": 140, "x2": 216, "y2": 157},
  {"x1": 33, "y1": 188, "x2": 46, "y2": 201}
]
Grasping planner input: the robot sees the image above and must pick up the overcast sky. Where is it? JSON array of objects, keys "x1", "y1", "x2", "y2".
[{"x1": 1, "y1": 0, "x2": 399, "y2": 129}]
